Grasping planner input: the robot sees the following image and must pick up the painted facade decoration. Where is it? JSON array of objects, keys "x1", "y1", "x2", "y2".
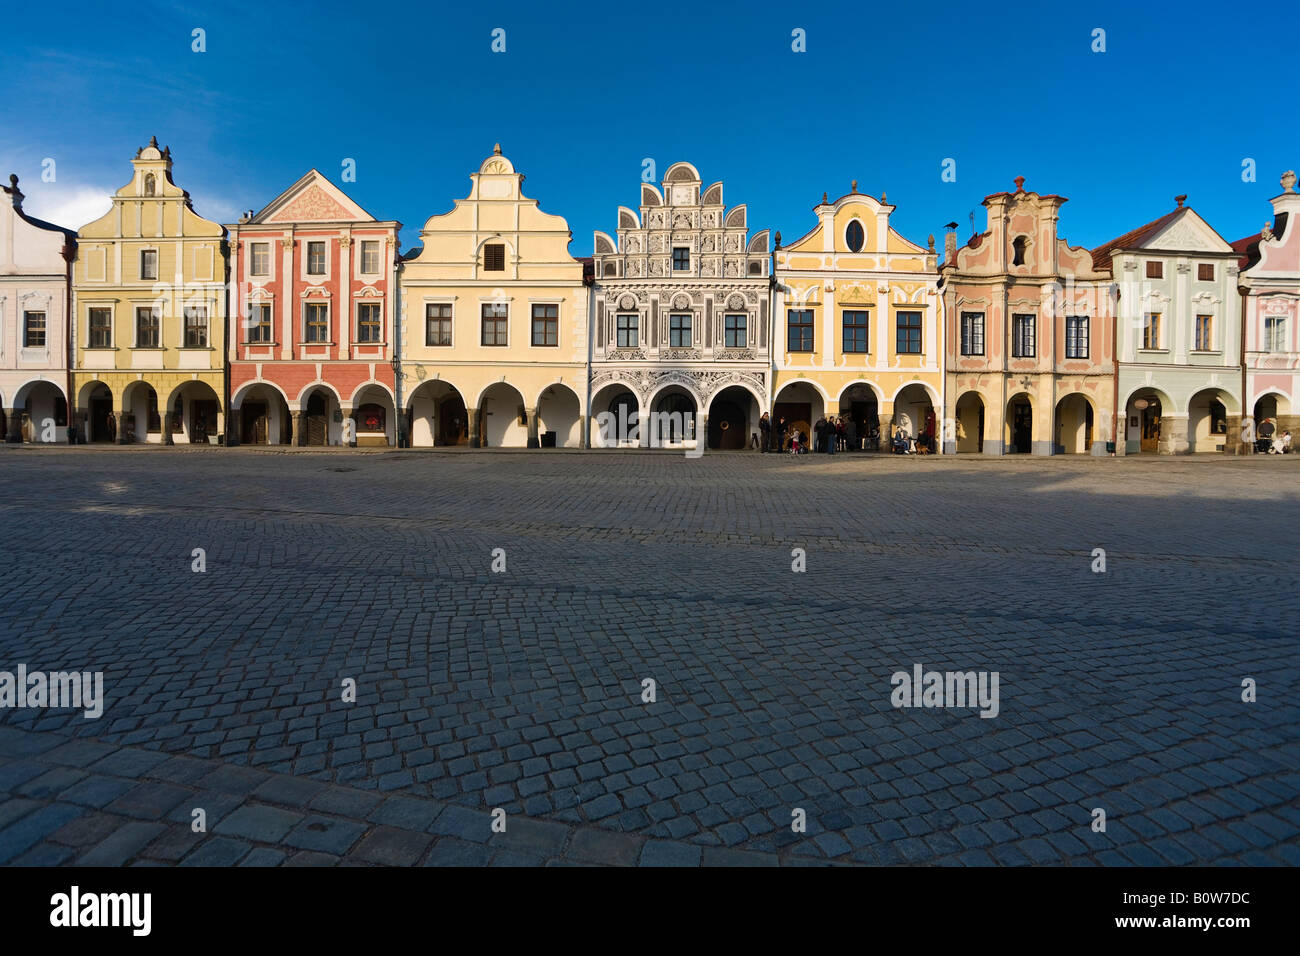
[
  {"x1": 1, "y1": 175, "x2": 75, "y2": 443},
  {"x1": 71, "y1": 138, "x2": 227, "y2": 444},
  {"x1": 940, "y1": 178, "x2": 1116, "y2": 455},
  {"x1": 773, "y1": 184, "x2": 940, "y2": 450},
  {"x1": 589, "y1": 162, "x2": 770, "y2": 450},
  {"x1": 398, "y1": 146, "x2": 588, "y2": 448},
  {"x1": 1236, "y1": 170, "x2": 1300, "y2": 448},
  {"x1": 1092, "y1": 197, "x2": 1242, "y2": 454},
  {"x1": 227, "y1": 170, "x2": 400, "y2": 447}
]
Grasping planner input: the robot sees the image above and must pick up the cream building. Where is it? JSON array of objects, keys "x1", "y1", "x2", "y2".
[
  {"x1": 399, "y1": 146, "x2": 588, "y2": 448},
  {"x1": 71, "y1": 138, "x2": 227, "y2": 444}
]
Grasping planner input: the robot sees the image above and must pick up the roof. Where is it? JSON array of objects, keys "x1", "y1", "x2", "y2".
[
  {"x1": 1089, "y1": 208, "x2": 1183, "y2": 273},
  {"x1": 1230, "y1": 233, "x2": 1259, "y2": 271}
]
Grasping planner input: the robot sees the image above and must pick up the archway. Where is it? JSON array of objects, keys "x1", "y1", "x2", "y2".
[
  {"x1": 12, "y1": 381, "x2": 68, "y2": 443},
  {"x1": 479, "y1": 382, "x2": 527, "y2": 448},
  {"x1": 351, "y1": 384, "x2": 394, "y2": 447},
  {"x1": 120, "y1": 380, "x2": 159, "y2": 444},
  {"x1": 537, "y1": 383, "x2": 582, "y2": 448},
  {"x1": 1253, "y1": 392, "x2": 1291, "y2": 424},
  {"x1": 954, "y1": 391, "x2": 985, "y2": 454},
  {"x1": 591, "y1": 383, "x2": 640, "y2": 448},
  {"x1": 1125, "y1": 388, "x2": 1170, "y2": 454},
  {"x1": 1054, "y1": 393, "x2": 1095, "y2": 455},
  {"x1": 407, "y1": 379, "x2": 467, "y2": 447},
  {"x1": 838, "y1": 382, "x2": 879, "y2": 452},
  {"x1": 1006, "y1": 392, "x2": 1033, "y2": 454},
  {"x1": 79, "y1": 381, "x2": 115, "y2": 443},
  {"x1": 234, "y1": 382, "x2": 291, "y2": 445},
  {"x1": 707, "y1": 385, "x2": 758, "y2": 450},
  {"x1": 167, "y1": 381, "x2": 223, "y2": 444},
  {"x1": 300, "y1": 386, "x2": 340, "y2": 446},
  {"x1": 772, "y1": 381, "x2": 825, "y2": 452},
  {"x1": 649, "y1": 386, "x2": 698, "y2": 448},
  {"x1": 895, "y1": 383, "x2": 937, "y2": 450},
  {"x1": 1188, "y1": 388, "x2": 1236, "y2": 453}
]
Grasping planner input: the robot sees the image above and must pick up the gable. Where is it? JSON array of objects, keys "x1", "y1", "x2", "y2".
[
  {"x1": 1145, "y1": 210, "x2": 1232, "y2": 253},
  {"x1": 256, "y1": 171, "x2": 372, "y2": 224}
]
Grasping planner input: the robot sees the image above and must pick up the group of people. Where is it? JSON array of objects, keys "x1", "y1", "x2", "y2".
[
  {"x1": 889, "y1": 423, "x2": 937, "y2": 455},
  {"x1": 1257, "y1": 417, "x2": 1293, "y2": 455},
  {"x1": 759, "y1": 412, "x2": 935, "y2": 455}
]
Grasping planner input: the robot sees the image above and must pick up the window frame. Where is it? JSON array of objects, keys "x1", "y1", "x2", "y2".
[
  {"x1": 481, "y1": 302, "x2": 509, "y2": 346},
  {"x1": 1197, "y1": 263, "x2": 1215, "y2": 282},
  {"x1": 22, "y1": 310, "x2": 47, "y2": 348},
  {"x1": 304, "y1": 302, "x2": 330, "y2": 343},
  {"x1": 88, "y1": 307, "x2": 113, "y2": 348},
  {"x1": 960, "y1": 311, "x2": 985, "y2": 356},
  {"x1": 787, "y1": 309, "x2": 814, "y2": 352},
  {"x1": 359, "y1": 240, "x2": 381, "y2": 276},
  {"x1": 1146, "y1": 260, "x2": 1164, "y2": 279},
  {"x1": 531, "y1": 303, "x2": 559, "y2": 347},
  {"x1": 183, "y1": 306, "x2": 208, "y2": 348},
  {"x1": 1011, "y1": 313, "x2": 1036, "y2": 358},
  {"x1": 140, "y1": 248, "x2": 159, "y2": 281},
  {"x1": 425, "y1": 302, "x2": 453, "y2": 347},
  {"x1": 482, "y1": 243, "x2": 506, "y2": 272},
  {"x1": 1194, "y1": 314, "x2": 1213, "y2": 352},
  {"x1": 669, "y1": 312, "x2": 693, "y2": 348},
  {"x1": 306, "y1": 240, "x2": 327, "y2": 276},
  {"x1": 1264, "y1": 315, "x2": 1286, "y2": 353},
  {"x1": 246, "y1": 302, "x2": 272, "y2": 344},
  {"x1": 724, "y1": 313, "x2": 748, "y2": 349},
  {"x1": 845, "y1": 220, "x2": 865, "y2": 253},
  {"x1": 1065, "y1": 315, "x2": 1089, "y2": 359},
  {"x1": 615, "y1": 313, "x2": 638, "y2": 348},
  {"x1": 249, "y1": 242, "x2": 271, "y2": 277},
  {"x1": 356, "y1": 302, "x2": 382, "y2": 344},
  {"x1": 842, "y1": 310, "x2": 869, "y2": 353},
  {"x1": 671, "y1": 247, "x2": 690, "y2": 272},
  {"x1": 896, "y1": 310, "x2": 923, "y2": 355},
  {"x1": 1142, "y1": 312, "x2": 1162, "y2": 350},
  {"x1": 135, "y1": 305, "x2": 161, "y2": 348}
]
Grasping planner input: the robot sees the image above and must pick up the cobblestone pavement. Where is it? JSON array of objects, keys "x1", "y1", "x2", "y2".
[{"x1": 1, "y1": 447, "x2": 1297, "y2": 866}]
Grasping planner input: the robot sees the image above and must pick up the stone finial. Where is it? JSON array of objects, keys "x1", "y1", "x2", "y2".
[
  {"x1": 3, "y1": 173, "x2": 21, "y2": 209},
  {"x1": 1014, "y1": 176, "x2": 1026, "y2": 193},
  {"x1": 822, "y1": 192, "x2": 828, "y2": 204},
  {"x1": 880, "y1": 191, "x2": 887, "y2": 203},
  {"x1": 493, "y1": 143, "x2": 501, "y2": 155},
  {"x1": 1175, "y1": 194, "x2": 1186, "y2": 207},
  {"x1": 774, "y1": 231, "x2": 782, "y2": 249},
  {"x1": 851, "y1": 180, "x2": 858, "y2": 193},
  {"x1": 1262, "y1": 222, "x2": 1275, "y2": 241},
  {"x1": 1282, "y1": 170, "x2": 1297, "y2": 193},
  {"x1": 927, "y1": 234, "x2": 935, "y2": 252},
  {"x1": 148, "y1": 135, "x2": 158, "y2": 148}
]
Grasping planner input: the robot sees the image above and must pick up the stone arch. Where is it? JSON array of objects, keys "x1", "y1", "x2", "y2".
[
  {"x1": 477, "y1": 380, "x2": 528, "y2": 448},
  {"x1": 1054, "y1": 392, "x2": 1097, "y2": 455},
  {"x1": 537, "y1": 382, "x2": 583, "y2": 448},
  {"x1": 407, "y1": 377, "x2": 468, "y2": 447},
  {"x1": 232, "y1": 380, "x2": 292, "y2": 446},
  {"x1": 952, "y1": 389, "x2": 989, "y2": 454},
  {"x1": 1122, "y1": 385, "x2": 1175, "y2": 454},
  {"x1": 1188, "y1": 386, "x2": 1239, "y2": 453}
]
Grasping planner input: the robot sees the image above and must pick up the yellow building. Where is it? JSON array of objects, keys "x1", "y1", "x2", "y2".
[
  {"x1": 772, "y1": 185, "x2": 942, "y2": 450},
  {"x1": 399, "y1": 145, "x2": 588, "y2": 448},
  {"x1": 72, "y1": 138, "x2": 227, "y2": 443}
]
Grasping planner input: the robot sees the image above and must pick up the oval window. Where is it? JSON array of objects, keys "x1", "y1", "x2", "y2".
[{"x1": 845, "y1": 220, "x2": 865, "y2": 252}]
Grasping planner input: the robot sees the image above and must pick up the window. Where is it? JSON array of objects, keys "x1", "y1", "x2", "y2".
[
  {"x1": 845, "y1": 220, "x2": 865, "y2": 253},
  {"x1": 89, "y1": 308, "x2": 112, "y2": 347},
  {"x1": 616, "y1": 314, "x2": 638, "y2": 348},
  {"x1": 960, "y1": 312, "x2": 985, "y2": 356},
  {"x1": 140, "y1": 249, "x2": 158, "y2": 280},
  {"x1": 1146, "y1": 260, "x2": 1163, "y2": 279},
  {"x1": 1194, "y1": 314, "x2": 1212, "y2": 351},
  {"x1": 532, "y1": 303, "x2": 558, "y2": 347},
  {"x1": 426, "y1": 303, "x2": 452, "y2": 346},
  {"x1": 483, "y1": 243, "x2": 505, "y2": 271},
  {"x1": 1142, "y1": 313, "x2": 1161, "y2": 350},
  {"x1": 788, "y1": 310, "x2": 813, "y2": 352},
  {"x1": 1065, "y1": 315, "x2": 1089, "y2": 359},
  {"x1": 1012, "y1": 236, "x2": 1027, "y2": 266},
  {"x1": 357, "y1": 303, "x2": 382, "y2": 343},
  {"x1": 305, "y1": 303, "x2": 329, "y2": 343},
  {"x1": 246, "y1": 303, "x2": 272, "y2": 343},
  {"x1": 481, "y1": 302, "x2": 508, "y2": 345},
  {"x1": 136, "y1": 306, "x2": 160, "y2": 347},
  {"x1": 307, "y1": 241, "x2": 326, "y2": 275},
  {"x1": 360, "y1": 240, "x2": 380, "y2": 274},
  {"x1": 1198, "y1": 263, "x2": 1215, "y2": 281},
  {"x1": 669, "y1": 313, "x2": 692, "y2": 347},
  {"x1": 1011, "y1": 313, "x2": 1036, "y2": 357},
  {"x1": 183, "y1": 307, "x2": 208, "y2": 348},
  {"x1": 724, "y1": 314, "x2": 747, "y2": 348},
  {"x1": 672, "y1": 247, "x2": 690, "y2": 271},
  {"x1": 896, "y1": 311, "x2": 922, "y2": 354},
  {"x1": 842, "y1": 311, "x2": 869, "y2": 353},
  {"x1": 23, "y1": 311, "x2": 46, "y2": 348},
  {"x1": 1265, "y1": 315, "x2": 1286, "y2": 353},
  {"x1": 250, "y1": 242, "x2": 270, "y2": 276}
]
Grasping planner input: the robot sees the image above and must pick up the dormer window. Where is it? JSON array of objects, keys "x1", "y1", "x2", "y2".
[
  {"x1": 1012, "y1": 236, "x2": 1027, "y2": 266},
  {"x1": 143, "y1": 173, "x2": 156, "y2": 197},
  {"x1": 845, "y1": 220, "x2": 865, "y2": 253}
]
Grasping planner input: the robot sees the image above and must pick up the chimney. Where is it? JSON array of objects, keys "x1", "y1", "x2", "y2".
[{"x1": 944, "y1": 221, "x2": 958, "y2": 263}]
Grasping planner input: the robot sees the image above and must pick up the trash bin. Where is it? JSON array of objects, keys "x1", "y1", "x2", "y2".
[
  {"x1": 1105, "y1": 441, "x2": 1115, "y2": 454},
  {"x1": 541, "y1": 431, "x2": 557, "y2": 448}
]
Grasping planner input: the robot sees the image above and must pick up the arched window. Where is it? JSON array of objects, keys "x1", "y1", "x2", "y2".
[
  {"x1": 845, "y1": 220, "x2": 865, "y2": 253},
  {"x1": 143, "y1": 173, "x2": 156, "y2": 197},
  {"x1": 1012, "y1": 236, "x2": 1027, "y2": 266}
]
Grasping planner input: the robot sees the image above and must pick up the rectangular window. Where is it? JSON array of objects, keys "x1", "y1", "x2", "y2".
[
  {"x1": 672, "y1": 247, "x2": 690, "y2": 271},
  {"x1": 842, "y1": 311, "x2": 869, "y2": 353},
  {"x1": 1146, "y1": 260, "x2": 1163, "y2": 279},
  {"x1": 1195, "y1": 314, "x2": 1212, "y2": 351},
  {"x1": 896, "y1": 311, "x2": 923, "y2": 354},
  {"x1": 787, "y1": 309, "x2": 813, "y2": 352},
  {"x1": 616, "y1": 313, "x2": 638, "y2": 348},
  {"x1": 1065, "y1": 315, "x2": 1089, "y2": 359},
  {"x1": 136, "y1": 306, "x2": 160, "y2": 348},
  {"x1": 360, "y1": 240, "x2": 380, "y2": 274},
  {"x1": 89, "y1": 308, "x2": 112, "y2": 348},
  {"x1": 22, "y1": 311, "x2": 46, "y2": 348},
  {"x1": 305, "y1": 303, "x2": 329, "y2": 343},
  {"x1": 426, "y1": 303, "x2": 452, "y2": 346},
  {"x1": 1198, "y1": 263, "x2": 1215, "y2": 281},
  {"x1": 250, "y1": 242, "x2": 270, "y2": 276},
  {"x1": 960, "y1": 312, "x2": 985, "y2": 356},
  {"x1": 140, "y1": 249, "x2": 158, "y2": 281},
  {"x1": 183, "y1": 306, "x2": 208, "y2": 348},
  {"x1": 724, "y1": 314, "x2": 747, "y2": 348},
  {"x1": 307, "y1": 241, "x2": 326, "y2": 275},
  {"x1": 532, "y1": 303, "x2": 558, "y2": 347},
  {"x1": 356, "y1": 303, "x2": 382, "y2": 343},
  {"x1": 1012, "y1": 313, "x2": 1036, "y2": 357},
  {"x1": 481, "y1": 302, "x2": 508, "y2": 345},
  {"x1": 669, "y1": 313, "x2": 692, "y2": 347},
  {"x1": 1264, "y1": 316, "x2": 1286, "y2": 353},
  {"x1": 1143, "y1": 313, "x2": 1161, "y2": 350},
  {"x1": 246, "y1": 303, "x2": 272, "y2": 343},
  {"x1": 483, "y1": 243, "x2": 505, "y2": 271}
]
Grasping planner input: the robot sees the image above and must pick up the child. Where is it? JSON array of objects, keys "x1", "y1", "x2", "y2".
[{"x1": 790, "y1": 430, "x2": 801, "y2": 455}]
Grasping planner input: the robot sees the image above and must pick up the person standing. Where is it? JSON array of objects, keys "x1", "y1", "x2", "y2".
[{"x1": 759, "y1": 411, "x2": 771, "y2": 453}]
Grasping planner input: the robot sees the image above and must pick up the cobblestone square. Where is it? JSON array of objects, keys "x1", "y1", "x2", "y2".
[{"x1": 1, "y1": 447, "x2": 1296, "y2": 866}]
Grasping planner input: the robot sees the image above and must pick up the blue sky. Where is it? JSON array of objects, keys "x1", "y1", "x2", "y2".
[{"x1": 2, "y1": 0, "x2": 1295, "y2": 256}]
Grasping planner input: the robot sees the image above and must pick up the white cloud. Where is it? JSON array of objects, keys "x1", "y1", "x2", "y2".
[{"x1": 20, "y1": 182, "x2": 112, "y2": 231}]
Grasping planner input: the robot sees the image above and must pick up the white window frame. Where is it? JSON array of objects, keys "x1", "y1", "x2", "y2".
[
  {"x1": 248, "y1": 241, "x2": 272, "y2": 279},
  {"x1": 139, "y1": 247, "x2": 159, "y2": 282},
  {"x1": 424, "y1": 300, "x2": 454, "y2": 348},
  {"x1": 355, "y1": 300, "x2": 384, "y2": 345},
  {"x1": 529, "y1": 299, "x2": 562, "y2": 348},
  {"x1": 303, "y1": 239, "x2": 330, "y2": 279},
  {"x1": 303, "y1": 301, "x2": 331, "y2": 344},
  {"x1": 358, "y1": 239, "x2": 382, "y2": 277}
]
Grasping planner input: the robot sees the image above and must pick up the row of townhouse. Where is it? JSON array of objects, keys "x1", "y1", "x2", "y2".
[{"x1": 2, "y1": 139, "x2": 1298, "y2": 455}]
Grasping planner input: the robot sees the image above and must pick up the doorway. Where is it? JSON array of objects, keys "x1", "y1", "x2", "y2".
[
  {"x1": 242, "y1": 402, "x2": 268, "y2": 445},
  {"x1": 1011, "y1": 401, "x2": 1032, "y2": 454},
  {"x1": 306, "y1": 392, "x2": 328, "y2": 446}
]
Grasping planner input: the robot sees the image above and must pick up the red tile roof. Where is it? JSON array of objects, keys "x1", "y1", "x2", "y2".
[
  {"x1": 1089, "y1": 208, "x2": 1183, "y2": 273},
  {"x1": 1231, "y1": 233, "x2": 1261, "y2": 271}
]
